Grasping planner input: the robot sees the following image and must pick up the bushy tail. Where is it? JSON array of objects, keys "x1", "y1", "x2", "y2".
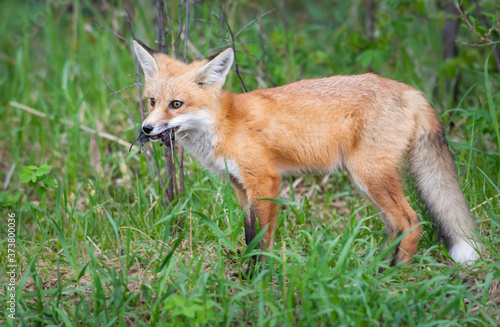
[{"x1": 410, "y1": 125, "x2": 481, "y2": 264}]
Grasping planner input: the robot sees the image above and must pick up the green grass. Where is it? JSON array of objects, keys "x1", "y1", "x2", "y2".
[{"x1": 1, "y1": 0, "x2": 499, "y2": 326}]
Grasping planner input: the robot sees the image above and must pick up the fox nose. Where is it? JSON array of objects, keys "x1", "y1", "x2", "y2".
[{"x1": 142, "y1": 125, "x2": 153, "y2": 134}]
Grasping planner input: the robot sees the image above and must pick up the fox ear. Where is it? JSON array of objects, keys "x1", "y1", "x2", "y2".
[
  {"x1": 133, "y1": 40, "x2": 159, "y2": 78},
  {"x1": 196, "y1": 48, "x2": 234, "y2": 88}
]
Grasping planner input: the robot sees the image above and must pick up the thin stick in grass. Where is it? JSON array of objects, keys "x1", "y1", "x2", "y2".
[
  {"x1": 101, "y1": 76, "x2": 138, "y2": 133},
  {"x1": 156, "y1": 1, "x2": 177, "y2": 204},
  {"x1": 175, "y1": 0, "x2": 183, "y2": 58},
  {"x1": 156, "y1": 0, "x2": 168, "y2": 53},
  {"x1": 164, "y1": 0, "x2": 176, "y2": 55},
  {"x1": 213, "y1": 10, "x2": 247, "y2": 93},
  {"x1": 93, "y1": 19, "x2": 127, "y2": 42},
  {"x1": 183, "y1": 0, "x2": 190, "y2": 61},
  {"x1": 218, "y1": 4, "x2": 224, "y2": 51},
  {"x1": 10, "y1": 100, "x2": 132, "y2": 149},
  {"x1": 233, "y1": 8, "x2": 277, "y2": 40}
]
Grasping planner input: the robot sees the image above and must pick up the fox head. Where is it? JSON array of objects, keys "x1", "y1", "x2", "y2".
[{"x1": 132, "y1": 40, "x2": 234, "y2": 142}]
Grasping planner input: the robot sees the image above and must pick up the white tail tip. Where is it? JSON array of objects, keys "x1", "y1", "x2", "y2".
[{"x1": 449, "y1": 240, "x2": 481, "y2": 265}]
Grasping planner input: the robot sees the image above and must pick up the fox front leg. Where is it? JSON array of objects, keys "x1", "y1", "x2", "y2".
[
  {"x1": 241, "y1": 172, "x2": 281, "y2": 275},
  {"x1": 231, "y1": 181, "x2": 259, "y2": 278}
]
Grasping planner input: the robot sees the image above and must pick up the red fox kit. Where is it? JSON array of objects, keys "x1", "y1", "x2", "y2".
[{"x1": 132, "y1": 39, "x2": 481, "y2": 272}]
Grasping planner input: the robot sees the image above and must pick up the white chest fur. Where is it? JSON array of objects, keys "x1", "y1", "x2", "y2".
[{"x1": 171, "y1": 111, "x2": 242, "y2": 182}]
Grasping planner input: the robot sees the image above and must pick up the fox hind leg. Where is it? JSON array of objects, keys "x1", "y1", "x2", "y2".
[{"x1": 350, "y1": 168, "x2": 421, "y2": 266}]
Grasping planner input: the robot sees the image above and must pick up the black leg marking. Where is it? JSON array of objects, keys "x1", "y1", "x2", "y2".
[
  {"x1": 243, "y1": 206, "x2": 259, "y2": 278},
  {"x1": 389, "y1": 231, "x2": 402, "y2": 267},
  {"x1": 244, "y1": 207, "x2": 256, "y2": 245}
]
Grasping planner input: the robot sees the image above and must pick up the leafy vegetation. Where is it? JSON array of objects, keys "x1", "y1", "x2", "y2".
[{"x1": 0, "y1": 0, "x2": 499, "y2": 325}]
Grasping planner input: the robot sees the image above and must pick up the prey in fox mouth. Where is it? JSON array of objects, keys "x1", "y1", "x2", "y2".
[{"x1": 129, "y1": 128, "x2": 176, "y2": 153}]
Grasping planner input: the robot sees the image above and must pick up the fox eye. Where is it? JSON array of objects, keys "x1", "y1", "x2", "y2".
[
  {"x1": 150, "y1": 98, "x2": 156, "y2": 107},
  {"x1": 169, "y1": 100, "x2": 184, "y2": 109}
]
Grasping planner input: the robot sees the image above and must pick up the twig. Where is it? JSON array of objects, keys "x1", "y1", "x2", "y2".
[
  {"x1": 280, "y1": 0, "x2": 287, "y2": 30},
  {"x1": 456, "y1": 4, "x2": 500, "y2": 75},
  {"x1": 145, "y1": 143, "x2": 165, "y2": 191},
  {"x1": 470, "y1": 194, "x2": 500, "y2": 212},
  {"x1": 93, "y1": 19, "x2": 128, "y2": 42},
  {"x1": 9, "y1": 101, "x2": 131, "y2": 149},
  {"x1": 219, "y1": 4, "x2": 224, "y2": 51},
  {"x1": 163, "y1": 0, "x2": 175, "y2": 55},
  {"x1": 87, "y1": 236, "x2": 109, "y2": 260},
  {"x1": 224, "y1": 19, "x2": 247, "y2": 92},
  {"x1": 456, "y1": 40, "x2": 500, "y2": 47},
  {"x1": 3, "y1": 163, "x2": 16, "y2": 190},
  {"x1": 125, "y1": 0, "x2": 136, "y2": 37},
  {"x1": 472, "y1": 0, "x2": 500, "y2": 75},
  {"x1": 100, "y1": 72, "x2": 139, "y2": 133},
  {"x1": 213, "y1": 6, "x2": 276, "y2": 92},
  {"x1": 178, "y1": 145, "x2": 185, "y2": 194},
  {"x1": 190, "y1": 18, "x2": 214, "y2": 25},
  {"x1": 170, "y1": 137, "x2": 178, "y2": 197},
  {"x1": 237, "y1": 67, "x2": 266, "y2": 77},
  {"x1": 213, "y1": 11, "x2": 247, "y2": 92},
  {"x1": 109, "y1": 82, "x2": 141, "y2": 95},
  {"x1": 233, "y1": 8, "x2": 277, "y2": 40},
  {"x1": 120, "y1": 226, "x2": 171, "y2": 250},
  {"x1": 156, "y1": 0, "x2": 168, "y2": 53},
  {"x1": 183, "y1": 0, "x2": 190, "y2": 61},
  {"x1": 164, "y1": 147, "x2": 175, "y2": 204},
  {"x1": 175, "y1": 0, "x2": 183, "y2": 58},
  {"x1": 199, "y1": 40, "x2": 260, "y2": 58}
]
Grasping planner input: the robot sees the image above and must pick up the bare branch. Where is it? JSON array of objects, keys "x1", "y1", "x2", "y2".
[
  {"x1": 219, "y1": 4, "x2": 224, "y2": 51},
  {"x1": 163, "y1": 0, "x2": 175, "y2": 56},
  {"x1": 170, "y1": 138, "x2": 178, "y2": 197},
  {"x1": 215, "y1": 11, "x2": 247, "y2": 92},
  {"x1": 156, "y1": 0, "x2": 168, "y2": 53},
  {"x1": 3, "y1": 163, "x2": 15, "y2": 191},
  {"x1": 183, "y1": 0, "x2": 190, "y2": 61},
  {"x1": 190, "y1": 18, "x2": 214, "y2": 25},
  {"x1": 456, "y1": 40, "x2": 500, "y2": 47},
  {"x1": 100, "y1": 72, "x2": 139, "y2": 133},
  {"x1": 456, "y1": 4, "x2": 500, "y2": 75},
  {"x1": 472, "y1": 0, "x2": 500, "y2": 75},
  {"x1": 10, "y1": 100, "x2": 132, "y2": 148},
  {"x1": 109, "y1": 83, "x2": 141, "y2": 95},
  {"x1": 199, "y1": 40, "x2": 260, "y2": 58},
  {"x1": 93, "y1": 19, "x2": 128, "y2": 42},
  {"x1": 178, "y1": 145, "x2": 185, "y2": 194},
  {"x1": 175, "y1": 0, "x2": 183, "y2": 58},
  {"x1": 234, "y1": 8, "x2": 277, "y2": 40},
  {"x1": 125, "y1": 0, "x2": 136, "y2": 38},
  {"x1": 145, "y1": 143, "x2": 165, "y2": 191},
  {"x1": 164, "y1": 147, "x2": 175, "y2": 204}
]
